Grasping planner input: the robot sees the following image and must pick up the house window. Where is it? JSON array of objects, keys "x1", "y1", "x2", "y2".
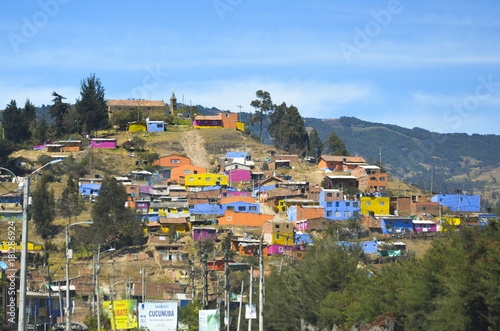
[
  {"x1": 184, "y1": 170, "x2": 191, "y2": 174},
  {"x1": 380, "y1": 186, "x2": 386, "y2": 191},
  {"x1": 286, "y1": 224, "x2": 289, "y2": 228},
  {"x1": 157, "y1": 124, "x2": 162, "y2": 128},
  {"x1": 327, "y1": 202, "x2": 332, "y2": 207},
  {"x1": 423, "y1": 207, "x2": 427, "y2": 211},
  {"x1": 353, "y1": 211, "x2": 359, "y2": 217},
  {"x1": 366, "y1": 201, "x2": 371, "y2": 206},
  {"x1": 238, "y1": 206, "x2": 246, "y2": 211},
  {"x1": 249, "y1": 206, "x2": 257, "y2": 211},
  {"x1": 225, "y1": 114, "x2": 230, "y2": 118},
  {"x1": 278, "y1": 246, "x2": 284, "y2": 252},
  {"x1": 275, "y1": 225, "x2": 279, "y2": 229},
  {"x1": 353, "y1": 202, "x2": 359, "y2": 207},
  {"x1": 96, "y1": 141, "x2": 101, "y2": 145},
  {"x1": 404, "y1": 221, "x2": 409, "y2": 224},
  {"x1": 327, "y1": 192, "x2": 333, "y2": 197},
  {"x1": 171, "y1": 159, "x2": 180, "y2": 164},
  {"x1": 213, "y1": 121, "x2": 218, "y2": 125},
  {"x1": 335, "y1": 202, "x2": 340, "y2": 207},
  {"x1": 345, "y1": 202, "x2": 350, "y2": 207},
  {"x1": 370, "y1": 177, "x2": 377, "y2": 180},
  {"x1": 205, "y1": 177, "x2": 211, "y2": 181},
  {"x1": 380, "y1": 177, "x2": 385, "y2": 181},
  {"x1": 227, "y1": 206, "x2": 234, "y2": 211},
  {"x1": 380, "y1": 201, "x2": 385, "y2": 206},
  {"x1": 130, "y1": 187, "x2": 135, "y2": 190},
  {"x1": 188, "y1": 178, "x2": 195, "y2": 181},
  {"x1": 335, "y1": 211, "x2": 341, "y2": 218},
  {"x1": 337, "y1": 193, "x2": 340, "y2": 197},
  {"x1": 227, "y1": 216, "x2": 232, "y2": 221},
  {"x1": 327, "y1": 211, "x2": 332, "y2": 217},
  {"x1": 217, "y1": 178, "x2": 223, "y2": 181},
  {"x1": 345, "y1": 211, "x2": 351, "y2": 218}
]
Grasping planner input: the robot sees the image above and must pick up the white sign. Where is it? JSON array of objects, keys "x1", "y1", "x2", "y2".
[
  {"x1": 139, "y1": 301, "x2": 178, "y2": 331},
  {"x1": 245, "y1": 304, "x2": 257, "y2": 319},
  {"x1": 199, "y1": 309, "x2": 220, "y2": 331}
]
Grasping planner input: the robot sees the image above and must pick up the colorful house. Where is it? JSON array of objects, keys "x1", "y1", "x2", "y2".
[
  {"x1": 193, "y1": 115, "x2": 223, "y2": 128},
  {"x1": 412, "y1": 219, "x2": 438, "y2": 233},
  {"x1": 184, "y1": 173, "x2": 228, "y2": 187},
  {"x1": 192, "y1": 227, "x2": 217, "y2": 241},
  {"x1": 146, "y1": 119, "x2": 165, "y2": 132},
  {"x1": 351, "y1": 165, "x2": 387, "y2": 192},
  {"x1": 262, "y1": 221, "x2": 294, "y2": 245},
  {"x1": 0, "y1": 192, "x2": 21, "y2": 204},
  {"x1": 226, "y1": 169, "x2": 251, "y2": 183},
  {"x1": 220, "y1": 196, "x2": 260, "y2": 214},
  {"x1": 431, "y1": 194, "x2": 481, "y2": 212},
  {"x1": 323, "y1": 200, "x2": 361, "y2": 220},
  {"x1": 380, "y1": 216, "x2": 413, "y2": 234},
  {"x1": 79, "y1": 183, "x2": 101, "y2": 199},
  {"x1": 287, "y1": 205, "x2": 324, "y2": 222},
  {"x1": 91, "y1": 138, "x2": 117, "y2": 149},
  {"x1": 318, "y1": 155, "x2": 367, "y2": 171},
  {"x1": 361, "y1": 196, "x2": 390, "y2": 215},
  {"x1": 159, "y1": 216, "x2": 190, "y2": 234},
  {"x1": 322, "y1": 175, "x2": 358, "y2": 190},
  {"x1": 295, "y1": 217, "x2": 333, "y2": 232},
  {"x1": 171, "y1": 165, "x2": 207, "y2": 184},
  {"x1": 153, "y1": 155, "x2": 192, "y2": 168},
  {"x1": 149, "y1": 202, "x2": 189, "y2": 216},
  {"x1": 218, "y1": 211, "x2": 274, "y2": 227},
  {"x1": 437, "y1": 217, "x2": 461, "y2": 232}
]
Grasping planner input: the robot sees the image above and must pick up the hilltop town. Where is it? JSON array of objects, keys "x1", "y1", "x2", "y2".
[{"x1": 0, "y1": 90, "x2": 498, "y2": 331}]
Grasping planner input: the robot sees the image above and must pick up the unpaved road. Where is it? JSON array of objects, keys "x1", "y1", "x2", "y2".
[{"x1": 181, "y1": 129, "x2": 211, "y2": 169}]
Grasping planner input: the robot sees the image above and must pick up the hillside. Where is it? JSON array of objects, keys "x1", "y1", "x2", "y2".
[{"x1": 302, "y1": 116, "x2": 500, "y2": 209}]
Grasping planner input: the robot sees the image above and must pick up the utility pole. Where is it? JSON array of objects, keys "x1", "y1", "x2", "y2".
[
  {"x1": 259, "y1": 237, "x2": 264, "y2": 331},
  {"x1": 190, "y1": 259, "x2": 195, "y2": 300},
  {"x1": 92, "y1": 255, "x2": 96, "y2": 314},
  {"x1": 237, "y1": 105, "x2": 243, "y2": 123},
  {"x1": 108, "y1": 276, "x2": 117, "y2": 331},
  {"x1": 141, "y1": 268, "x2": 145, "y2": 303},
  {"x1": 19, "y1": 176, "x2": 30, "y2": 331},
  {"x1": 248, "y1": 266, "x2": 253, "y2": 331},
  {"x1": 225, "y1": 247, "x2": 230, "y2": 330},
  {"x1": 65, "y1": 224, "x2": 72, "y2": 331},
  {"x1": 237, "y1": 280, "x2": 244, "y2": 331}
]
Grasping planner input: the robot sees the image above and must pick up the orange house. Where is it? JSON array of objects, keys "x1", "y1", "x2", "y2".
[
  {"x1": 220, "y1": 196, "x2": 257, "y2": 205},
  {"x1": 170, "y1": 164, "x2": 207, "y2": 183},
  {"x1": 218, "y1": 210, "x2": 274, "y2": 227},
  {"x1": 153, "y1": 155, "x2": 191, "y2": 168},
  {"x1": 220, "y1": 112, "x2": 239, "y2": 129},
  {"x1": 124, "y1": 183, "x2": 140, "y2": 208},
  {"x1": 351, "y1": 165, "x2": 387, "y2": 192},
  {"x1": 318, "y1": 155, "x2": 366, "y2": 171},
  {"x1": 231, "y1": 238, "x2": 268, "y2": 257},
  {"x1": 289, "y1": 205, "x2": 325, "y2": 221}
]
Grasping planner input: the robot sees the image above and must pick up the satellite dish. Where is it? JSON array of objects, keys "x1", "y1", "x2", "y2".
[{"x1": 0, "y1": 261, "x2": 8, "y2": 270}]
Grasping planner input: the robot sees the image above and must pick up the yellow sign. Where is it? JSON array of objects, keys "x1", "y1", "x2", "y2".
[{"x1": 103, "y1": 300, "x2": 138, "y2": 329}]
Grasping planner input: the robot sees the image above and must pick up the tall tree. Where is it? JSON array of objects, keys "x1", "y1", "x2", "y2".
[
  {"x1": 75, "y1": 74, "x2": 108, "y2": 135},
  {"x1": 58, "y1": 174, "x2": 83, "y2": 228},
  {"x1": 2, "y1": 100, "x2": 24, "y2": 143},
  {"x1": 49, "y1": 92, "x2": 70, "y2": 137},
  {"x1": 268, "y1": 102, "x2": 310, "y2": 156},
  {"x1": 325, "y1": 131, "x2": 349, "y2": 156},
  {"x1": 91, "y1": 176, "x2": 143, "y2": 248},
  {"x1": 250, "y1": 90, "x2": 273, "y2": 141},
  {"x1": 32, "y1": 116, "x2": 48, "y2": 145},
  {"x1": 22, "y1": 99, "x2": 37, "y2": 141},
  {"x1": 309, "y1": 128, "x2": 324, "y2": 159},
  {"x1": 31, "y1": 174, "x2": 56, "y2": 239}
]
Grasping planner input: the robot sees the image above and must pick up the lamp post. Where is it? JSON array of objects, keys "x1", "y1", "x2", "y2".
[
  {"x1": 19, "y1": 159, "x2": 63, "y2": 331},
  {"x1": 97, "y1": 246, "x2": 115, "y2": 331},
  {"x1": 66, "y1": 221, "x2": 93, "y2": 331}
]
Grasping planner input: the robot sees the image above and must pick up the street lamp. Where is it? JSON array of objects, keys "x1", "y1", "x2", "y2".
[
  {"x1": 19, "y1": 158, "x2": 64, "y2": 331},
  {"x1": 66, "y1": 220, "x2": 93, "y2": 331},
  {"x1": 97, "y1": 246, "x2": 115, "y2": 331}
]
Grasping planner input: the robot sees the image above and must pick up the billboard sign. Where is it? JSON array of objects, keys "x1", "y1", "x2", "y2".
[
  {"x1": 199, "y1": 309, "x2": 220, "y2": 331},
  {"x1": 103, "y1": 299, "x2": 138, "y2": 329},
  {"x1": 139, "y1": 301, "x2": 178, "y2": 331}
]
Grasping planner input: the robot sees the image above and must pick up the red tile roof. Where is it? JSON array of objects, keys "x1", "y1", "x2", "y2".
[{"x1": 107, "y1": 99, "x2": 166, "y2": 107}]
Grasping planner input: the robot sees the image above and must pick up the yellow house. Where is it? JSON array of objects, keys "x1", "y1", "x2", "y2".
[
  {"x1": 128, "y1": 122, "x2": 147, "y2": 132},
  {"x1": 262, "y1": 221, "x2": 294, "y2": 245},
  {"x1": 0, "y1": 241, "x2": 43, "y2": 252},
  {"x1": 437, "y1": 217, "x2": 461, "y2": 232},
  {"x1": 159, "y1": 217, "x2": 190, "y2": 234},
  {"x1": 360, "y1": 196, "x2": 390, "y2": 215},
  {"x1": 184, "y1": 173, "x2": 228, "y2": 187},
  {"x1": 149, "y1": 202, "x2": 189, "y2": 216},
  {"x1": 236, "y1": 122, "x2": 245, "y2": 132}
]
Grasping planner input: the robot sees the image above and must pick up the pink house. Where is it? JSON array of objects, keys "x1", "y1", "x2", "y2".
[
  {"x1": 412, "y1": 220, "x2": 438, "y2": 233},
  {"x1": 91, "y1": 138, "x2": 117, "y2": 149},
  {"x1": 226, "y1": 169, "x2": 251, "y2": 183}
]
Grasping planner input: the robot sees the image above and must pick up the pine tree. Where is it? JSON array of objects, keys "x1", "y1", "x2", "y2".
[
  {"x1": 49, "y1": 92, "x2": 70, "y2": 137},
  {"x1": 22, "y1": 99, "x2": 37, "y2": 142},
  {"x1": 309, "y1": 128, "x2": 324, "y2": 159},
  {"x1": 75, "y1": 74, "x2": 108, "y2": 135},
  {"x1": 325, "y1": 131, "x2": 349, "y2": 156},
  {"x1": 58, "y1": 174, "x2": 83, "y2": 227},
  {"x1": 31, "y1": 175, "x2": 56, "y2": 239},
  {"x1": 2, "y1": 100, "x2": 24, "y2": 143},
  {"x1": 250, "y1": 90, "x2": 273, "y2": 142}
]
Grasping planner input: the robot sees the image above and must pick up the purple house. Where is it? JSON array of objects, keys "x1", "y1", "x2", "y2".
[
  {"x1": 226, "y1": 169, "x2": 251, "y2": 183},
  {"x1": 412, "y1": 220, "x2": 438, "y2": 233},
  {"x1": 192, "y1": 227, "x2": 217, "y2": 241},
  {"x1": 91, "y1": 138, "x2": 117, "y2": 149},
  {"x1": 267, "y1": 244, "x2": 300, "y2": 256}
]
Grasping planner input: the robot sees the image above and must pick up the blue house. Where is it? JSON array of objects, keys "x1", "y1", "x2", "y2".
[
  {"x1": 226, "y1": 152, "x2": 248, "y2": 159},
  {"x1": 294, "y1": 233, "x2": 314, "y2": 245},
  {"x1": 146, "y1": 119, "x2": 165, "y2": 132},
  {"x1": 0, "y1": 193, "x2": 21, "y2": 204},
  {"x1": 221, "y1": 200, "x2": 260, "y2": 214},
  {"x1": 380, "y1": 216, "x2": 413, "y2": 234},
  {"x1": 323, "y1": 201, "x2": 361, "y2": 221},
  {"x1": 79, "y1": 183, "x2": 101, "y2": 198},
  {"x1": 431, "y1": 194, "x2": 481, "y2": 212},
  {"x1": 189, "y1": 203, "x2": 224, "y2": 216}
]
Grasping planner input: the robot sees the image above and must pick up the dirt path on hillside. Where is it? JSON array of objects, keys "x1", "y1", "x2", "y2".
[{"x1": 182, "y1": 129, "x2": 211, "y2": 169}]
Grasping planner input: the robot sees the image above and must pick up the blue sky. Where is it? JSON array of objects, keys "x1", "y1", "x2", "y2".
[{"x1": 1, "y1": 0, "x2": 500, "y2": 134}]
